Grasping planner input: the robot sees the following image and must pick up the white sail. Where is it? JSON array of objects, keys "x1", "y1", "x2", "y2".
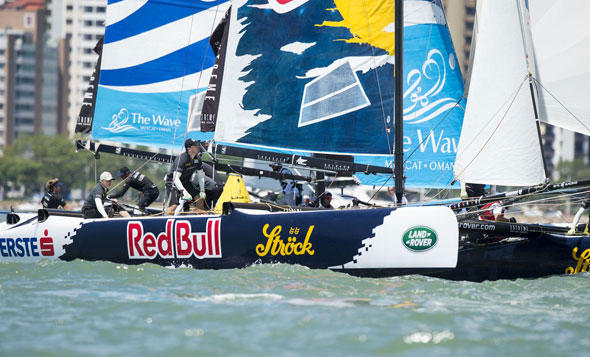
[
  {"x1": 454, "y1": 0, "x2": 545, "y2": 187},
  {"x1": 529, "y1": 0, "x2": 590, "y2": 135}
]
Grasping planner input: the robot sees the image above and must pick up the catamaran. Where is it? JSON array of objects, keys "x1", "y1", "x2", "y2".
[{"x1": 2, "y1": 0, "x2": 590, "y2": 282}]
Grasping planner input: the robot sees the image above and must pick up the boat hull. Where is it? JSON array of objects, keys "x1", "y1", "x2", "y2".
[
  {"x1": 334, "y1": 233, "x2": 590, "y2": 281},
  {"x1": 2, "y1": 207, "x2": 589, "y2": 281},
  {"x1": 0, "y1": 206, "x2": 458, "y2": 269}
]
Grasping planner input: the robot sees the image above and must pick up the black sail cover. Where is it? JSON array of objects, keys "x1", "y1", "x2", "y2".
[
  {"x1": 75, "y1": 38, "x2": 103, "y2": 134},
  {"x1": 200, "y1": 7, "x2": 230, "y2": 132}
]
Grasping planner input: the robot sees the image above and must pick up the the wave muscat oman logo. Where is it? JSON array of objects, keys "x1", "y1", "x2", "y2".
[
  {"x1": 402, "y1": 226, "x2": 438, "y2": 252},
  {"x1": 103, "y1": 108, "x2": 136, "y2": 133},
  {"x1": 103, "y1": 107, "x2": 182, "y2": 134},
  {"x1": 404, "y1": 49, "x2": 457, "y2": 125}
]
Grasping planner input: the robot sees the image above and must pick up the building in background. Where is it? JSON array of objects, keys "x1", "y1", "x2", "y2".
[
  {"x1": 0, "y1": 0, "x2": 45, "y2": 151},
  {"x1": 61, "y1": 0, "x2": 106, "y2": 134},
  {"x1": 0, "y1": 0, "x2": 70, "y2": 152},
  {"x1": 443, "y1": 0, "x2": 476, "y2": 81}
]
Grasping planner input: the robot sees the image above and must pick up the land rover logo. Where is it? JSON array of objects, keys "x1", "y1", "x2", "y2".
[{"x1": 402, "y1": 226, "x2": 437, "y2": 252}]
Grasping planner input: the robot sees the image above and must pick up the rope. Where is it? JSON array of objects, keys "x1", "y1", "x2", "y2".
[
  {"x1": 428, "y1": 76, "x2": 530, "y2": 202},
  {"x1": 359, "y1": 0, "x2": 394, "y2": 157},
  {"x1": 533, "y1": 77, "x2": 590, "y2": 133},
  {"x1": 456, "y1": 188, "x2": 590, "y2": 223},
  {"x1": 99, "y1": 4, "x2": 226, "y2": 213}
]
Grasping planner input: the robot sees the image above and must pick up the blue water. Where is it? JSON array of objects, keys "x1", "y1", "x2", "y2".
[{"x1": 1, "y1": 261, "x2": 588, "y2": 356}]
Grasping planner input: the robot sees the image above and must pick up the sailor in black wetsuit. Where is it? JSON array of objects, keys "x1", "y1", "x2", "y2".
[
  {"x1": 165, "y1": 138, "x2": 206, "y2": 215},
  {"x1": 109, "y1": 167, "x2": 159, "y2": 214},
  {"x1": 190, "y1": 162, "x2": 224, "y2": 209},
  {"x1": 41, "y1": 178, "x2": 72, "y2": 210}
]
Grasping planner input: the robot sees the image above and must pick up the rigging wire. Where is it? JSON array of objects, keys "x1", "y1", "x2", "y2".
[
  {"x1": 456, "y1": 188, "x2": 590, "y2": 222},
  {"x1": 104, "y1": 4, "x2": 225, "y2": 207},
  {"x1": 427, "y1": 75, "x2": 530, "y2": 201},
  {"x1": 364, "y1": 98, "x2": 464, "y2": 205},
  {"x1": 533, "y1": 77, "x2": 590, "y2": 133},
  {"x1": 359, "y1": 0, "x2": 394, "y2": 157},
  {"x1": 364, "y1": 3, "x2": 464, "y2": 203}
]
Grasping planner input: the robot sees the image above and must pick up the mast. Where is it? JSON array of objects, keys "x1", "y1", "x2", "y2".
[{"x1": 394, "y1": 0, "x2": 404, "y2": 205}]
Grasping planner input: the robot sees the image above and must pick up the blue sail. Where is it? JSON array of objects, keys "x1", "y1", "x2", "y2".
[
  {"x1": 214, "y1": 0, "x2": 464, "y2": 188},
  {"x1": 92, "y1": 0, "x2": 229, "y2": 150}
]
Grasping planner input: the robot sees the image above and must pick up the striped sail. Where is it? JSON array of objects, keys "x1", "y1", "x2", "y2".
[
  {"x1": 91, "y1": 0, "x2": 230, "y2": 149},
  {"x1": 213, "y1": 0, "x2": 465, "y2": 188}
]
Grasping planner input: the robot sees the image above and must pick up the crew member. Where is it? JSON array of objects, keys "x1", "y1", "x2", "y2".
[
  {"x1": 463, "y1": 183, "x2": 514, "y2": 222},
  {"x1": 478, "y1": 200, "x2": 510, "y2": 222},
  {"x1": 568, "y1": 193, "x2": 590, "y2": 234},
  {"x1": 165, "y1": 139, "x2": 206, "y2": 215},
  {"x1": 464, "y1": 182, "x2": 486, "y2": 199},
  {"x1": 301, "y1": 194, "x2": 315, "y2": 207},
  {"x1": 82, "y1": 171, "x2": 130, "y2": 219},
  {"x1": 109, "y1": 167, "x2": 159, "y2": 214},
  {"x1": 191, "y1": 162, "x2": 223, "y2": 209},
  {"x1": 319, "y1": 192, "x2": 334, "y2": 209},
  {"x1": 270, "y1": 163, "x2": 300, "y2": 206},
  {"x1": 388, "y1": 176, "x2": 408, "y2": 206},
  {"x1": 41, "y1": 178, "x2": 72, "y2": 210}
]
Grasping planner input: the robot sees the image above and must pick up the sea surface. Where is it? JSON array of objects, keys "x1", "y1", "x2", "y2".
[{"x1": 1, "y1": 262, "x2": 589, "y2": 356}]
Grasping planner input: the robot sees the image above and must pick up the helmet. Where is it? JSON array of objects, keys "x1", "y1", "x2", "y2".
[{"x1": 117, "y1": 166, "x2": 131, "y2": 177}]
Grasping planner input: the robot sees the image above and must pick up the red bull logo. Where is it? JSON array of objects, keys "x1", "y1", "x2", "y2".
[{"x1": 127, "y1": 218, "x2": 221, "y2": 259}]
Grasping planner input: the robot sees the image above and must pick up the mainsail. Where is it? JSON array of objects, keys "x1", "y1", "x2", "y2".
[
  {"x1": 89, "y1": 0, "x2": 230, "y2": 150},
  {"x1": 454, "y1": 0, "x2": 590, "y2": 187},
  {"x1": 212, "y1": 0, "x2": 465, "y2": 188}
]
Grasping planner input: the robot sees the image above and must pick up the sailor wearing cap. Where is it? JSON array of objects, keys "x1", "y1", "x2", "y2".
[
  {"x1": 82, "y1": 171, "x2": 130, "y2": 219},
  {"x1": 165, "y1": 138, "x2": 207, "y2": 215},
  {"x1": 108, "y1": 167, "x2": 159, "y2": 213},
  {"x1": 41, "y1": 178, "x2": 72, "y2": 210}
]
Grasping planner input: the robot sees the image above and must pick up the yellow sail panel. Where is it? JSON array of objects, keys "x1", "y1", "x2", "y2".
[{"x1": 317, "y1": 0, "x2": 395, "y2": 54}]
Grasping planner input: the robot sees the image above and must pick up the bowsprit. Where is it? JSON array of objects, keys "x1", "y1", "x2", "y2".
[{"x1": 127, "y1": 218, "x2": 221, "y2": 259}]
